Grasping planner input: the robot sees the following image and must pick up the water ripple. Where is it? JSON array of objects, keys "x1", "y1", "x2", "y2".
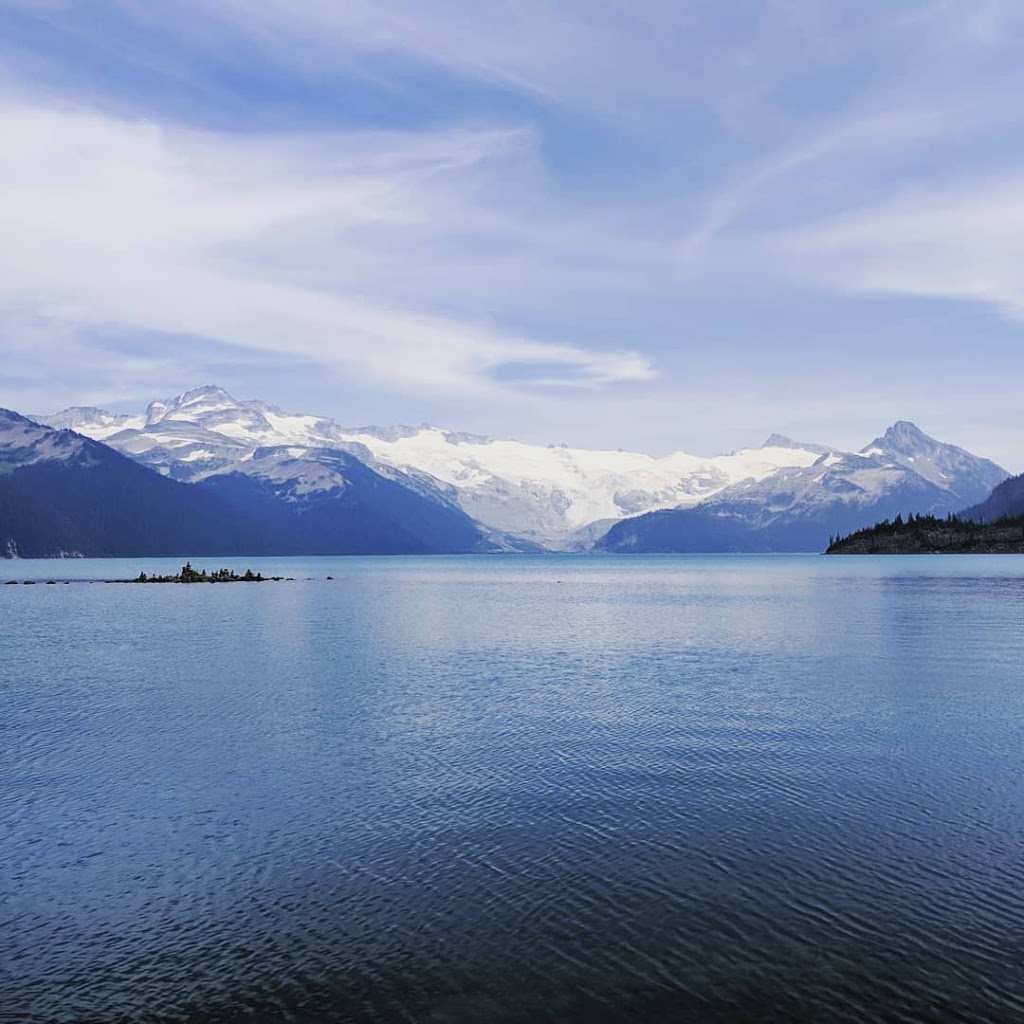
[{"x1": 2, "y1": 555, "x2": 1023, "y2": 1022}]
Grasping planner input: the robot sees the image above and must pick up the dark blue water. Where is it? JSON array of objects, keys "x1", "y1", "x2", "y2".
[{"x1": 2, "y1": 555, "x2": 1023, "y2": 1022}]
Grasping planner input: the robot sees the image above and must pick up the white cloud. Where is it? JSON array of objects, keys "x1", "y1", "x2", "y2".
[
  {"x1": 676, "y1": 100, "x2": 1024, "y2": 270},
  {"x1": 0, "y1": 102, "x2": 656, "y2": 396},
  {"x1": 769, "y1": 173, "x2": 1024, "y2": 318}
]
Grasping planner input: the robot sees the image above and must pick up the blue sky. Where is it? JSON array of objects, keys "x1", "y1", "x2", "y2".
[{"x1": 2, "y1": 1, "x2": 1024, "y2": 467}]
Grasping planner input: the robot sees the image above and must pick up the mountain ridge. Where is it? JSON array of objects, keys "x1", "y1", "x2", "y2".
[
  {"x1": 1, "y1": 407, "x2": 505, "y2": 557},
  {"x1": 35, "y1": 387, "x2": 1012, "y2": 554},
  {"x1": 597, "y1": 423, "x2": 1008, "y2": 553},
  {"x1": 40, "y1": 386, "x2": 834, "y2": 550}
]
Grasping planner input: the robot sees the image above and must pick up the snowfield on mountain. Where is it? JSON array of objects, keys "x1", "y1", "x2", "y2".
[
  {"x1": 41, "y1": 386, "x2": 830, "y2": 549},
  {"x1": 39, "y1": 387, "x2": 1010, "y2": 552}
]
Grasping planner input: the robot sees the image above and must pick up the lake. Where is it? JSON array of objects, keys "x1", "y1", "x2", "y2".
[{"x1": 2, "y1": 554, "x2": 1023, "y2": 1022}]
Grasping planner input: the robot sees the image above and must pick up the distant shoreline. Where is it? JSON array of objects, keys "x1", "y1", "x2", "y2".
[{"x1": 827, "y1": 514, "x2": 1024, "y2": 554}]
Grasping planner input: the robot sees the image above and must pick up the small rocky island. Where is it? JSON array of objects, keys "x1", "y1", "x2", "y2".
[
  {"x1": 2, "y1": 564, "x2": 332, "y2": 585},
  {"x1": 827, "y1": 514, "x2": 1024, "y2": 554},
  {"x1": 124, "y1": 562, "x2": 272, "y2": 583}
]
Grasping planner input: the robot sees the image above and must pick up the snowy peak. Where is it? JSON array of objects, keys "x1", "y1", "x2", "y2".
[
  {"x1": 762, "y1": 433, "x2": 832, "y2": 456},
  {"x1": 702, "y1": 421, "x2": 1006, "y2": 533},
  {"x1": 173, "y1": 384, "x2": 235, "y2": 406},
  {"x1": 37, "y1": 387, "x2": 256, "y2": 437},
  {"x1": 37, "y1": 406, "x2": 133, "y2": 434},
  {"x1": 0, "y1": 408, "x2": 92, "y2": 471},
  {"x1": 862, "y1": 420, "x2": 936, "y2": 458},
  {"x1": 36, "y1": 407, "x2": 142, "y2": 442},
  {"x1": 858, "y1": 420, "x2": 1006, "y2": 500},
  {"x1": 763, "y1": 433, "x2": 803, "y2": 449},
  {"x1": 144, "y1": 385, "x2": 273, "y2": 435},
  {"x1": 150, "y1": 384, "x2": 241, "y2": 418}
]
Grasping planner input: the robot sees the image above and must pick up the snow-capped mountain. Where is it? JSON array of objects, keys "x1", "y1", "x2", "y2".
[
  {"x1": 861, "y1": 421, "x2": 1008, "y2": 504},
  {"x1": 41, "y1": 387, "x2": 1009, "y2": 553},
  {"x1": 0, "y1": 406, "x2": 92, "y2": 470},
  {"x1": 41, "y1": 386, "x2": 342, "y2": 481},
  {"x1": 2, "y1": 404, "x2": 504, "y2": 557},
  {"x1": 42, "y1": 386, "x2": 827, "y2": 549},
  {"x1": 0, "y1": 408, "x2": 268, "y2": 558},
  {"x1": 597, "y1": 424, "x2": 1008, "y2": 553},
  {"x1": 330, "y1": 427, "x2": 831, "y2": 549}
]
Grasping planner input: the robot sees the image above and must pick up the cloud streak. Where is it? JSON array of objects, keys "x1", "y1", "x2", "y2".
[
  {"x1": 0, "y1": 102, "x2": 655, "y2": 397},
  {"x1": 770, "y1": 172, "x2": 1024, "y2": 318}
]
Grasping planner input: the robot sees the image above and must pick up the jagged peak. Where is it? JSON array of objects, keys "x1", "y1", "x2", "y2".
[
  {"x1": 145, "y1": 385, "x2": 253, "y2": 427},
  {"x1": 763, "y1": 433, "x2": 800, "y2": 449},
  {"x1": 863, "y1": 420, "x2": 938, "y2": 456},
  {"x1": 175, "y1": 384, "x2": 239, "y2": 406},
  {"x1": 37, "y1": 405, "x2": 128, "y2": 427},
  {"x1": 762, "y1": 433, "x2": 832, "y2": 456},
  {"x1": 883, "y1": 420, "x2": 931, "y2": 442}
]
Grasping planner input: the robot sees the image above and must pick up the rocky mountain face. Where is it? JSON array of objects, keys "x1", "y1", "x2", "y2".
[
  {"x1": 1, "y1": 405, "x2": 502, "y2": 557},
  {"x1": 597, "y1": 424, "x2": 1008, "y2": 553}
]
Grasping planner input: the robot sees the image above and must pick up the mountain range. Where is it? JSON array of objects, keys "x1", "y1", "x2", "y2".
[
  {"x1": 0, "y1": 385, "x2": 1012, "y2": 557},
  {"x1": 0, "y1": 408, "x2": 267, "y2": 558},
  {"x1": 0, "y1": 399, "x2": 502, "y2": 558},
  {"x1": 39, "y1": 386, "x2": 831, "y2": 550},
  {"x1": 597, "y1": 421, "x2": 1008, "y2": 553}
]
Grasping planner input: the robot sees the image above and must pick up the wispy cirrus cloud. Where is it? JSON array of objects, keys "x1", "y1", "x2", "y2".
[
  {"x1": 768, "y1": 172, "x2": 1024, "y2": 318},
  {"x1": 0, "y1": 101, "x2": 656, "y2": 399}
]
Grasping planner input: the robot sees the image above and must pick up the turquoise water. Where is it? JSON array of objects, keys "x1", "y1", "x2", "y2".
[{"x1": 2, "y1": 555, "x2": 1023, "y2": 1021}]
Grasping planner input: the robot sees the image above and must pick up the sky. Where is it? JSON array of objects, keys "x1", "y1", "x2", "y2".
[{"x1": 2, "y1": 0, "x2": 1024, "y2": 468}]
